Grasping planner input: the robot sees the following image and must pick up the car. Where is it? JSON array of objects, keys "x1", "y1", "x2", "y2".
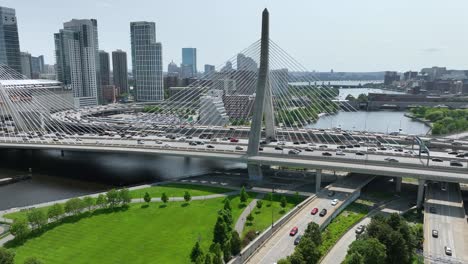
[
  {"x1": 189, "y1": 141, "x2": 197, "y2": 146},
  {"x1": 311, "y1": 208, "x2": 319, "y2": 215},
  {"x1": 448, "y1": 151, "x2": 458, "y2": 155},
  {"x1": 441, "y1": 184, "x2": 447, "y2": 191},
  {"x1": 235, "y1": 146, "x2": 244, "y2": 150},
  {"x1": 356, "y1": 152, "x2": 365, "y2": 156},
  {"x1": 275, "y1": 146, "x2": 283, "y2": 150},
  {"x1": 319, "y1": 209, "x2": 327, "y2": 217},
  {"x1": 429, "y1": 207, "x2": 436, "y2": 213},
  {"x1": 260, "y1": 140, "x2": 267, "y2": 145},
  {"x1": 431, "y1": 158, "x2": 443, "y2": 162},
  {"x1": 450, "y1": 160, "x2": 463, "y2": 167},
  {"x1": 278, "y1": 141, "x2": 286, "y2": 146},
  {"x1": 163, "y1": 144, "x2": 171, "y2": 148},
  {"x1": 368, "y1": 148, "x2": 377, "y2": 152},
  {"x1": 331, "y1": 199, "x2": 338, "y2": 206},
  {"x1": 293, "y1": 141, "x2": 300, "y2": 145},
  {"x1": 456, "y1": 153, "x2": 466, "y2": 158},
  {"x1": 258, "y1": 147, "x2": 264, "y2": 151},
  {"x1": 385, "y1": 157, "x2": 399, "y2": 163},
  {"x1": 294, "y1": 235, "x2": 302, "y2": 245},
  {"x1": 322, "y1": 152, "x2": 332, "y2": 156},
  {"x1": 137, "y1": 140, "x2": 144, "y2": 145},
  {"x1": 445, "y1": 246, "x2": 452, "y2": 256},
  {"x1": 338, "y1": 145, "x2": 346, "y2": 149},
  {"x1": 319, "y1": 145, "x2": 327, "y2": 148},
  {"x1": 327, "y1": 190, "x2": 335, "y2": 197},
  {"x1": 304, "y1": 147, "x2": 313, "y2": 152},
  {"x1": 206, "y1": 145, "x2": 215, "y2": 149},
  {"x1": 432, "y1": 229, "x2": 438, "y2": 238},
  {"x1": 355, "y1": 225, "x2": 365, "y2": 234},
  {"x1": 379, "y1": 147, "x2": 387, "y2": 151},
  {"x1": 394, "y1": 148, "x2": 404, "y2": 152},
  {"x1": 353, "y1": 144, "x2": 361, "y2": 148},
  {"x1": 346, "y1": 145, "x2": 354, "y2": 149},
  {"x1": 230, "y1": 138, "x2": 239, "y2": 143},
  {"x1": 289, "y1": 149, "x2": 300, "y2": 155},
  {"x1": 335, "y1": 150, "x2": 345, "y2": 156},
  {"x1": 289, "y1": 227, "x2": 299, "y2": 236}
]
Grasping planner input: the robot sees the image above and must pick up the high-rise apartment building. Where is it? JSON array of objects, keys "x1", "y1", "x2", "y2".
[
  {"x1": 130, "y1": 21, "x2": 163, "y2": 101},
  {"x1": 0, "y1": 6, "x2": 22, "y2": 74},
  {"x1": 112, "y1": 49, "x2": 128, "y2": 94},
  {"x1": 55, "y1": 19, "x2": 101, "y2": 107},
  {"x1": 20, "y1": 51, "x2": 32, "y2": 78},
  {"x1": 99, "y1": 50, "x2": 110, "y2": 86},
  {"x1": 182, "y1": 48, "x2": 197, "y2": 78}
]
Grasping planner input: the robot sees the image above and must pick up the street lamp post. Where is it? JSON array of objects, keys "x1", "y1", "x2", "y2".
[{"x1": 271, "y1": 187, "x2": 274, "y2": 229}]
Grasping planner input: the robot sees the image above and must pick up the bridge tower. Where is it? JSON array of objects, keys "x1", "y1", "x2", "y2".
[{"x1": 246, "y1": 8, "x2": 276, "y2": 180}]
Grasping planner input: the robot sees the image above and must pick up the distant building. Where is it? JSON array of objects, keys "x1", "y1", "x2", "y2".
[
  {"x1": 0, "y1": 6, "x2": 22, "y2": 74},
  {"x1": 31, "y1": 55, "x2": 44, "y2": 79},
  {"x1": 403, "y1": 71, "x2": 418, "y2": 81},
  {"x1": 384, "y1": 71, "x2": 400, "y2": 85},
  {"x1": 421, "y1": 67, "x2": 447, "y2": 81},
  {"x1": 199, "y1": 94, "x2": 229, "y2": 126},
  {"x1": 168, "y1": 86, "x2": 202, "y2": 101},
  {"x1": 99, "y1": 50, "x2": 110, "y2": 86},
  {"x1": 271, "y1": 68, "x2": 289, "y2": 95},
  {"x1": 182, "y1": 48, "x2": 197, "y2": 78},
  {"x1": 164, "y1": 75, "x2": 179, "y2": 96},
  {"x1": 112, "y1": 49, "x2": 128, "y2": 94},
  {"x1": 55, "y1": 19, "x2": 100, "y2": 107},
  {"x1": 212, "y1": 78, "x2": 236, "y2": 95},
  {"x1": 20, "y1": 52, "x2": 32, "y2": 78},
  {"x1": 222, "y1": 94, "x2": 254, "y2": 119},
  {"x1": 204, "y1": 64, "x2": 215, "y2": 76},
  {"x1": 167, "y1": 61, "x2": 180, "y2": 76},
  {"x1": 130, "y1": 21, "x2": 163, "y2": 101},
  {"x1": 221, "y1": 61, "x2": 233, "y2": 72},
  {"x1": 237, "y1": 53, "x2": 257, "y2": 72},
  {"x1": 39, "y1": 64, "x2": 56, "y2": 80},
  {"x1": 102, "y1": 84, "x2": 118, "y2": 104}
]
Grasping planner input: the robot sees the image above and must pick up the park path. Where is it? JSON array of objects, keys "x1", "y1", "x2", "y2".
[{"x1": 234, "y1": 193, "x2": 265, "y2": 234}]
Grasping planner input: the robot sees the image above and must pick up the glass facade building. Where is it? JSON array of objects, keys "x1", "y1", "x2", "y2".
[
  {"x1": 130, "y1": 21, "x2": 163, "y2": 102},
  {"x1": 112, "y1": 49, "x2": 128, "y2": 94},
  {"x1": 0, "y1": 6, "x2": 22, "y2": 74},
  {"x1": 182, "y1": 48, "x2": 197, "y2": 78}
]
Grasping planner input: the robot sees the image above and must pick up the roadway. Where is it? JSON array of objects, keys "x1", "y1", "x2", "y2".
[
  {"x1": 424, "y1": 183, "x2": 468, "y2": 264},
  {"x1": 245, "y1": 174, "x2": 373, "y2": 264}
]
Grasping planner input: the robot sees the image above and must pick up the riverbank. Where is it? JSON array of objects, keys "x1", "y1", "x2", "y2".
[{"x1": 403, "y1": 113, "x2": 432, "y2": 135}]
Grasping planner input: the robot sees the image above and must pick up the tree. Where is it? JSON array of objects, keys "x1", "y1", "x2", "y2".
[
  {"x1": 343, "y1": 252, "x2": 364, "y2": 264},
  {"x1": 119, "y1": 188, "x2": 131, "y2": 206},
  {"x1": 10, "y1": 219, "x2": 30, "y2": 241},
  {"x1": 277, "y1": 259, "x2": 292, "y2": 264},
  {"x1": 223, "y1": 199, "x2": 231, "y2": 211},
  {"x1": 280, "y1": 195, "x2": 287, "y2": 209},
  {"x1": 204, "y1": 253, "x2": 212, "y2": 264},
  {"x1": 222, "y1": 241, "x2": 231, "y2": 262},
  {"x1": 295, "y1": 236, "x2": 320, "y2": 264},
  {"x1": 0, "y1": 247, "x2": 14, "y2": 264},
  {"x1": 27, "y1": 209, "x2": 47, "y2": 230},
  {"x1": 256, "y1": 200, "x2": 263, "y2": 211},
  {"x1": 184, "y1": 191, "x2": 192, "y2": 203},
  {"x1": 230, "y1": 231, "x2": 241, "y2": 255},
  {"x1": 106, "y1": 189, "x2": 120, "y2": 208},
  {"x1": 64, "y1": 198, "x2": 84, "y2": 215},
  {"x1": 143, "y1": 192, "x2": 151, "y2": 204},
  {"x1": 240, "y1": 187, "x2": 248, "y2": 204},
  {"x1": 161, "y1": 192, "x2": 169, "y2": 204},
  {"x1": 47, "y1": 203, "x2": 64, "y2": 222},
  {"x1": 210, "y1": 243, "x2": 223, "y2": 264},
  {"x1": 294, "y1": 191, "x2": 300, "y2": 205},
  {"x1": 213, "y1": 216, "x2": 229, "y2": 245},
  {"x1": 190, "y1": 241, "x2": 204, "y2": 263},
  {"x1": 286, "y1": 251, "x2": 305, "y2": 264},
  {"x1": 267, "y1": 192, "x2": 273, "y2": 206},
  {"x1": 246, "y1": 213, "x2": 254, "y2": 224},
  {"x1": 218, "y1": 209, "x2": 233, "y2": 231},
  {"x1": 96, "y1": 194, "x2": 107, "y2": 208},
  {"x1": 347, "y1": 238, "x2": 386, "y2": 264},
  {"x1": 23, "y1": 257, "x2": 44, "y2": 264},
  {"x1": 83, "y1": 196, "x2": 95, "y2": 211},
  {"x1": 304, "y1": 222, "x2": 322, "y2": 245}
]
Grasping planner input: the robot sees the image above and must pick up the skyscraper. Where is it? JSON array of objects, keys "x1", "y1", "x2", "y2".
[
  {"x1": 99, "y1": 50, "x2": 110, "y2": 85},
  {"x1": 112, "y1": 49, "x2": 128, "y2": 94},
  {"x1": 55, "y1": 19, "x2": 101, "y2": 107},
  {"x1": 0, "y1": 6, "x2": 22, "y2": 74},
  {"x1": 204, "y1": 64, "x2": 215, "y2": 76},
  {"x1": 182, "y1": 48, "x2": 197, "y2": 78},
  {"x1": 20, "y1": 52, "x2": 32, "y2": 78},
  {"x1": 31, "y1": 55, "x2": 44, "y2": 79},
  {"x1": 130, "y1": 21, "x2": 163, "y2": 101}
]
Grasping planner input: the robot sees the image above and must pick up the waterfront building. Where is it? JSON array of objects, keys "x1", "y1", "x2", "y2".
[{"x1": 130, "y1": 21, "x2": 164, "y2": 101}]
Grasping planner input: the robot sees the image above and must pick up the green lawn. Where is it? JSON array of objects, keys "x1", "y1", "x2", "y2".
[
  {"x1": 242, "y1": 194, "x2": 302, "y2": 238},
  {"x1": 7, "y1": 194, "x2": 252, "y2": 264},
  {"x1": 318, "y1": 200, "x2": 370, "y2": 255},
  {"x1": 129, "y1": 183, "x2": 233, "y2": 199}
]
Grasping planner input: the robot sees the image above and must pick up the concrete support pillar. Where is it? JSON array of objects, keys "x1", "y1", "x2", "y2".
[
  {"x1": 61, "y1": 150, "x2": 65, "y2": 157},
  {"x1": 395, "y1": 177, "x2": 402, "y2": 192},
  {"x1": 315, "y1": 169, "x2": 322, "y2": 193},
  {"x1": 416, "y1": 179, "x2": 425, "y2": 209},
  {"x1": 264, "y1": 83, "x2": 276, "y2": 140},
  {"x1": 248, "y1": 163, "x2": 263, "y2": 181}
]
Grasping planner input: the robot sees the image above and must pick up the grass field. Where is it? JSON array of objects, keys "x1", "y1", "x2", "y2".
[
  {"x1": 242, "y1": 194, "x2": 302, "y2": 238},
  {"x1": 318, "y1": 200, "x2": 370, "y2": 255},
  {"x1": 129, "y1": 183, "x2": 233, "y2": 199},
  {"x1": 7, "y1": 194, "x2": 252, "y2": 264}
]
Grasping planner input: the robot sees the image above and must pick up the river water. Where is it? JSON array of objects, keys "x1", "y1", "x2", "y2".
[{"x1": 0, "y1": 88, "x2": 430, "y2": 210}]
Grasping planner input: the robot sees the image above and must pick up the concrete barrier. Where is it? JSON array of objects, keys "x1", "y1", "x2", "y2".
[
  {"x1": 228, "y1": 194, "x2": 317, "y2": 264},
  {"x1": 319, "y1": 190, "x2": 361, "y2": 231}
]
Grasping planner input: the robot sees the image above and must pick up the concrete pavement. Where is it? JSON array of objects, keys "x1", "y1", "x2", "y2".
[{"x1": 234, "y1": 193, "x2": 265, "y2": 234}]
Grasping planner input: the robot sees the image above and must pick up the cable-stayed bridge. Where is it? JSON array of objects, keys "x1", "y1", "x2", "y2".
[{"x1": 0, "y1": 9, "x2": 467, "y2": 208}]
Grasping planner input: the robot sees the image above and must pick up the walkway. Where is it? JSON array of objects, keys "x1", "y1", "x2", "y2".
[
  {"x1": 234, "y1": 193, "x2": 265, "y2": 234},
  {"x1": 320, "y1": 197, "x2": 413, "y2": 264}
]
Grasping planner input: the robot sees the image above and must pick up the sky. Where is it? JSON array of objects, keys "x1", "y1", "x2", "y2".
[{"x1": 4, "y1": 0, "x2": 468, "y2": 72}]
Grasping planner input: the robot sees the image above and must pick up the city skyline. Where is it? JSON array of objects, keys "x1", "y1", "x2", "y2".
[{"x1": 4, "y1": 0, "x2": 468, "y2": 72}]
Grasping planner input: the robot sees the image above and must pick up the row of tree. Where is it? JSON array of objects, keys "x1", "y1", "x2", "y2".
[
  {"x1": 343, "y1": 213, "x2": 423, "y2": 264},
  {"x1": 10, "y1": 189, "x2": 132, "y2": 241},
  {"x1": 277, "y1": 222, "x2": 323, "y2": 264},
  {"x1": 410, "y1": 107, "x2": 468, "y2": 135}
]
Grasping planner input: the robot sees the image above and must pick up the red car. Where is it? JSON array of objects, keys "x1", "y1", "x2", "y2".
[
  {"x1": 311, "y1": 207, "x2": 319, "y2": 215},
  {"x1": 230, "y1": 138, "x2": 239, "y2": 143},
  {"x1": 290, "y1": 227, "x2": 299, "y2": 236}
]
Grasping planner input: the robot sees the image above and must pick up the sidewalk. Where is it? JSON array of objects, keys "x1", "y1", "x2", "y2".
[{"x1": 234, "y1": 193, "x2": 265, "y2": 234}]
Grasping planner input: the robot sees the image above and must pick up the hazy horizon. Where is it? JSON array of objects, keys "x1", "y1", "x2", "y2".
[{"x1": 4, "y1": 0, "x2": 468, "y2": 73}]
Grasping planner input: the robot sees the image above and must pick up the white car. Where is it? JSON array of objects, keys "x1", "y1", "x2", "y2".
[
  {"x1": 331, "y1": 199, "x2": 338, "y2": 206},
  {"x1": 335, "y1": 150, "x2": 345, "y2": 156}
]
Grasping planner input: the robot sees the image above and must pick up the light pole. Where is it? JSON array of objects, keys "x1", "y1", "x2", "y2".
[{"x1": 271, "y1": 187, "x2": 274, "y2": 229}]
